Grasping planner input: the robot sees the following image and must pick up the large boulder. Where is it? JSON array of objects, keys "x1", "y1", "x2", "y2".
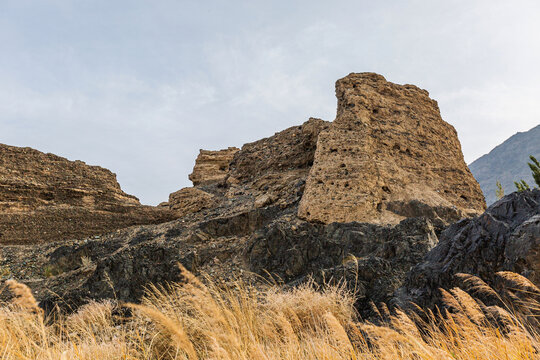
[
  {"x1": 168, "y1": 187, "x2": 216, "y2": 217},
  {"x1": 298, "y1": 73, "x2": 486, "y2": 225},
  {"x1": 397, "y1": 189, "x2": 540, "y2": 308},
  {"x1": 0, "y1": 144, "x2": 177, "y2": 244}
]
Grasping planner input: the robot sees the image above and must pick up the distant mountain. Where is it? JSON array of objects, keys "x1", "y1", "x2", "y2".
[{"x1": 469, "y1": 124, "x2": 540, "y2": 204}]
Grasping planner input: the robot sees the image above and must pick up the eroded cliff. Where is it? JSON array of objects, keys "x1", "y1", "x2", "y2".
[
  {"x1": 299, "y1": 73, "x2": 485, "y2": 225},
  {"x1": 0, "y1": 144, "x2": 177, "y2": 244}
]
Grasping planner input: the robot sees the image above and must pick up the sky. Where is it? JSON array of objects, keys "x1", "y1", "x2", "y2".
[{"x1": 1, "y1": 0, "x2": 540, "y2": 205}]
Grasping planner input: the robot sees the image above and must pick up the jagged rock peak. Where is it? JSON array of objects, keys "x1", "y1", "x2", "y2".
[
  {"x1": 298, "y1": 72, "x2": 486, "y2": 225},
  {"x1": 0, "y1": 143, "x2": 177, "y2": 244}
]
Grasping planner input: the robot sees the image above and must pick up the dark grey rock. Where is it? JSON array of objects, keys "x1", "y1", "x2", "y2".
[
  {"x1": 397, "y1": 189, "x2": 540, "y2": 308},
  {"x1": 246, "y1": 216, "x2": 438, "y2": 316}
]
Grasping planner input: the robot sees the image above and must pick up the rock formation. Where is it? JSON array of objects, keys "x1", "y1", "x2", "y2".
[
  {"x1": 0, "y1": 144, "x2": 177, "y2": 244},
  {"x1": 397, "y1": 189, "x2": 540, "y2": 309},
  {"x1": 165, "y1": 117, "x2": 330, "y2": 219},
  {"x1": 188, "y1": 147, "x2": 239, "y2": 186},
  {"x1": 167, "y1": 188, "x2": 216, "y2": 217},
  {"x1": 299, "y1": 73, "x2": 486, "y2": 225},
  {"x1": 0, "y1": 73, "x2": 493, "y2": 318},
  {"x1": 247, "y1": 216, "x2": 438, "y2": 314}
]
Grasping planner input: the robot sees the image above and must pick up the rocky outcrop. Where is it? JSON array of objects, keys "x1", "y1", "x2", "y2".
[
  {"x1": 0, "y1": 204, "x2": 282, "y2": 310},
  {"x1": 0, "y1": 144, "x2": 177, "y2": 244},
  {"x1": 226, "y1": 117, "x2": 330, "y2": 209},
  {"x1": 188, "y1": 147, "x2": 239, "y2": 186},
  {"x1": 162, "y1": 118, "x2": 330, "y2": 221},
  {"x1": 246, "y1": 216, "x2": 438, "y2": 314},
  {"x1": 0, "y1": 204, "x2": 437, "y2": 317},
  {"x1": 397, "y1": 189, "x2": 540, "y2": 308},
  {"x1": 168, "y1": 188, "x2": 216, "y2": 217},
  {"x1": 298, "y1": 73, "x2": 486, "y2": 225},
  {"x1": 0, "y1": 73, "x2": 490, "y2": 318}
]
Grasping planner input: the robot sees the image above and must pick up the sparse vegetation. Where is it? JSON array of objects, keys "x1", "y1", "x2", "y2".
[
  {"x1": 43, "y1": 263, "x2": 65, "y2": 278},
  {"x1": 515, "y1": 179, "x2": 531, "y2": 192},
  {"x1": 514, "y1": 155, "x2": 540, "y2": 192},
  {"x1": 529, "y1": 155, "x2": 540, "y2": 187},
  {"x1": 80, "y1": 256, "x2": 93, "y2": 268},
  {"x1": 495, "y1": 180, "x2": 504, "y2": 199},
  {"x1": 0, "y1": 265, "x2": 11, "y2": 279},
  {"x1": 2, "y1": 265, "x2": 540, "y2": 359}
]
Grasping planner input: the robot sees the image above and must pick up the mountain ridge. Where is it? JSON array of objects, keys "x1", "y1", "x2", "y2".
[{"x1": 469, "y1": 124, "x2": 540, "y2": 204}]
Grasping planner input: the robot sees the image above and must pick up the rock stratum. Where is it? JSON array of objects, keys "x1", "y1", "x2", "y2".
[
  {"x1": 5, "y1": 73, "x2": 528, "y2": 320},
  {"x1": 0, "y1": 144, "x2": 177, "y2": 244}
]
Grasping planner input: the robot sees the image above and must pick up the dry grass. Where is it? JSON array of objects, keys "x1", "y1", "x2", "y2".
[{"x1": 2, "y1": 267, "x2": 540, "y2": 359}]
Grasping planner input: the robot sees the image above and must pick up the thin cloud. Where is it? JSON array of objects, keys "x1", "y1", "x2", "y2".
[{"x1": 1, "y1": 0, "x2": 539, "y2": 204}]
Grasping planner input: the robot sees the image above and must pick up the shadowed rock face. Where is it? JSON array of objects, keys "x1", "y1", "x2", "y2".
[
  {"x1": 299, "y1": 73, "x2": 486, "y2": 225},
  {"x1": 396, "y1": 189, "x2": 540, "y2": 309},
  {"x1": 0, "y1": 144, "x2": 177, "y2": 244},
  {"x1": 246, "y1": 216, "x2": 438, "y2": 315}
]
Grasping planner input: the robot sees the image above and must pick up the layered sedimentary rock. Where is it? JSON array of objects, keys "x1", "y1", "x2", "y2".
[
  {"x1": 168, "y1": 187, "x2": 216, "y2": 217},
  {"x1": 188, "y1": 147, "x2": 239, "y2": 186},
  {"x1": 0, "y1": 144, "x2": 177, "y2": 244},
  {"x1": 298, "y1": 73, "x2": 486, "y2": 225}
]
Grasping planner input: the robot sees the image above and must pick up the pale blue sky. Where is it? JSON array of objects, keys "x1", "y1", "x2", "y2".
[{"x1": 2, "y1": 0, "x2": 540, "y2": 204}]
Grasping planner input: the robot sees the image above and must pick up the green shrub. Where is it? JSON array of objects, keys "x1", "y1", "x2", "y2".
[
  {"x1": 528, "y1": 155, "x2": 540, "y2": 187},
  {"x1": 514, "y1": 155, "x2": 540, "y2": 192},
  {"x1": 495, "y1": 181, "x2": 505, "y2": 199}
]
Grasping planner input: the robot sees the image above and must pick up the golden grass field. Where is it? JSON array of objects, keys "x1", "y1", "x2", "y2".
[{"x1": 1, "y1": 265, "x2": 540, "y2": 359}]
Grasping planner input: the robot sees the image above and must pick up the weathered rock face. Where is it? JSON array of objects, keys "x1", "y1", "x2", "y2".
[
  {"x1": 0, "y1": 205, "x2": 283, "y2": 310},
  {"x1": 168, "y1": 187, "x2": 216, "y2": 217},
  {"x1": 396, "y1": 189, "x2": 540, "y2": 308},
  {"x1": 163, "y1": 118, "x2": 330, "y2": 220},
  {"x1": 188, "y1": 147, "x2": 239, "y2": 186},
  {"x1": 298, "y1": 73, "x2": 486, "y2": 225},
  {"x1": 246, "y1": 216, "x2": 438, "y2": 314},
  {"x1": 0, "y1": 73, "x2": 490, "y2": 319},
  {"x1": 0, "y1": 144, "x2": 177, "y2": 244},
  {"x1": 226, "y1": 117, "x2": 330, "y2": 209},
  {"x1": 1, "y1": 203, "x2": 437, "y2": 318}
]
